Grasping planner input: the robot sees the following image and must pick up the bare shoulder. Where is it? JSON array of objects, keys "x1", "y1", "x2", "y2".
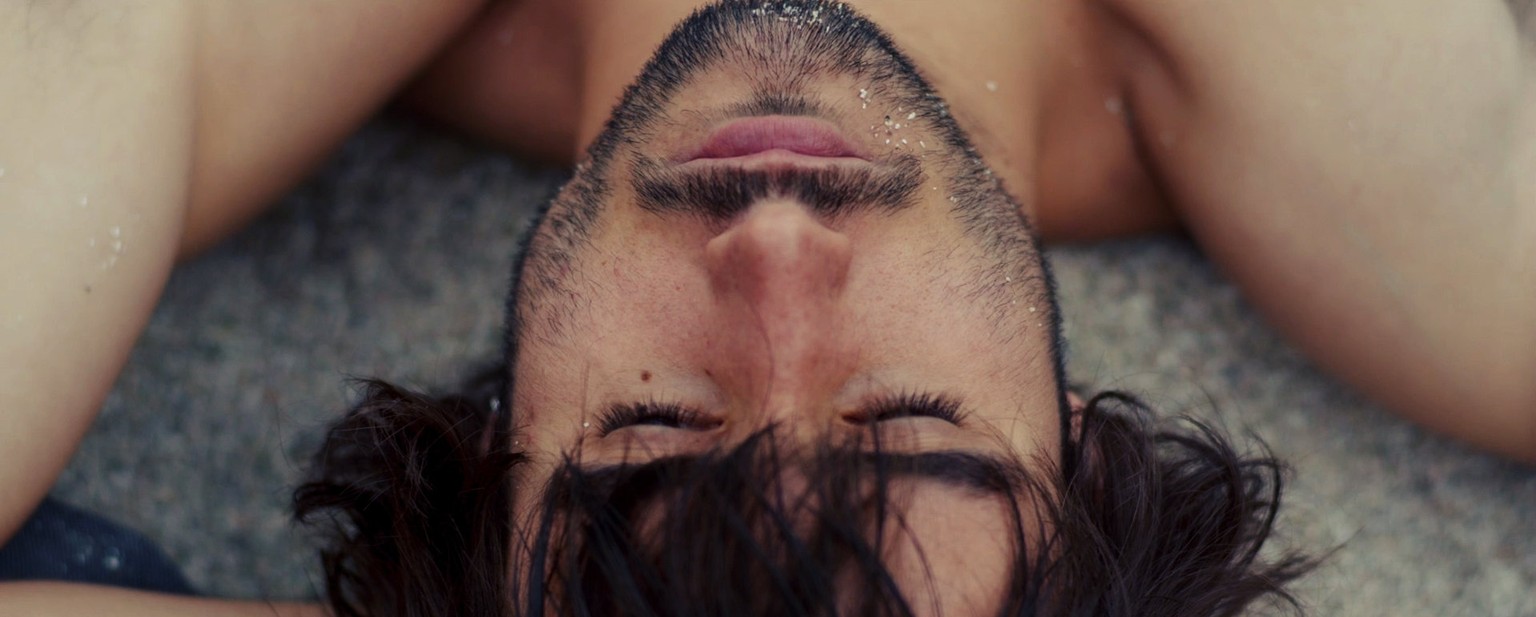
[
  {"x1": 1096, "y1": 0, "x2": 1531, "y2": 215},
  {"x1": 1099, "y1": 0, "x2": 1528, "y2": 118},
  {"x1": 1096, "y1": 0, "x2": 1534, "y2": 270},
  {"x1": 1091, "y1": 0, "x2": 1536, "y2": 459}
]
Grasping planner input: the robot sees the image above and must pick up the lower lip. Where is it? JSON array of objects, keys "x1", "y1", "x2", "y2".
[{"x1": 679, "y1": 116, "x2": 865, "y2": 162}]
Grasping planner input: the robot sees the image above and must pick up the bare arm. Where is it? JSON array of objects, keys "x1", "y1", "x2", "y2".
[
  {"x1": 0, "y1": 0, "x2": 194, "y2": 544},
  {"x1": 0, "y1": 582, "x2": 325, "y2": 617},
  {"x1": 1105, "y1": 0, "x2": 1536, "y2": 459},
  {"x1": 0, "y1": 0, "x2": 482, "y2": 546}
]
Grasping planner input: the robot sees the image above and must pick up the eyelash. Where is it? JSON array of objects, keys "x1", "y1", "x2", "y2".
[
  {"x1": 597, "y1": 401, "x2": 712, "y2": 435},
  {"x1": 595, "y1": 391, "x2": 966, "y2": 435},
  {"x1": 858, "y1": 391, "x2": 967, "y2": 425}
]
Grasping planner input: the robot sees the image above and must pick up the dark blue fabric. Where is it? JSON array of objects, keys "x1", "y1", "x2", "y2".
[{"x1": 0, "y1": 498, "x2": 195, "y2": 595}]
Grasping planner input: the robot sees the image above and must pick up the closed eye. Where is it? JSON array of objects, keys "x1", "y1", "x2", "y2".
[
  {"x1": 597, "y1": 392, "x2": 966, "y2": 436},
  {"x1": 596, "y1": 401, "x2": 720, "y2": 435},
  {"x1": 852, "y1": 391, "x2": 967, "y2": 426}
]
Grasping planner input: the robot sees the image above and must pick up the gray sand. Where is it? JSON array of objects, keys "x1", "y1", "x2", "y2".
[{"x1": 52, "y1": 118, "x2": 1536, "y2": 615}]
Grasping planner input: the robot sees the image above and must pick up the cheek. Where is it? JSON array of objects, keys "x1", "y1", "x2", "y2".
[
  {"x1": 580, "y1": 234, "x2": 714, "y2": 352},
  {"x1": 515, "y1": 249, "x2": 706, "y2": 391},
  {"x1": 848, "y1": 240, "x2": 1049, "y2": 381},
  {"x1": 511, "y1": 232, "x2": 710, "y2": 441}
]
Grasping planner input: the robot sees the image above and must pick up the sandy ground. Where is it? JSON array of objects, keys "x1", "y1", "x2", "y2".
[{"x1": 51, "y1": 118, "x2": 1536, "y2": 615}]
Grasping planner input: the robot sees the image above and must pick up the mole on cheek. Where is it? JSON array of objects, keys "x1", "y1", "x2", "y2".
[{"x1": 641, "y1": 370, "x2": 653, "y2": 382}]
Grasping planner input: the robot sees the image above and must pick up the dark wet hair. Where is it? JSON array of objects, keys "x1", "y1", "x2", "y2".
[{"x1": 294, "y1": 369, "x2": 1316, "y2": 617}]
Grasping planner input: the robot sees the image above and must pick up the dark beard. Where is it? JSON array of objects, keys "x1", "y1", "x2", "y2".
[{"x1": 577, "y1": 0, "x2": 1008, "y2": 221}]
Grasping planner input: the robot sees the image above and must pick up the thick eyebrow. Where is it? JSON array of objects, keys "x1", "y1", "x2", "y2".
[
  {"x1": 862, "y1": 450, "x2": 1024, "y2": 496},
  {"x1": 571, "y1": 449, "x2": 1024, "y2": 499}
]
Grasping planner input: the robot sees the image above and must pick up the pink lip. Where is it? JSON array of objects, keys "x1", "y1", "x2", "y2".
[{"x1": 679, "y1": 116, "x2": 865, "y2": 162}]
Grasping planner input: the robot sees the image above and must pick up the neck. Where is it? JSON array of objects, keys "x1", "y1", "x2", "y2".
[{"x1": 569, "y1": 1, "x2": 703, "y2": 149}]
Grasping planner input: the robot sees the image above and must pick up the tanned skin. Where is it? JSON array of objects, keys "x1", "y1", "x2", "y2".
[
  {"x1": 0, "y1": 4, "x2": 481, "y2": 613},
  {"x1": 1, "y1": 0, "x2": 1530, "y2": 612}
]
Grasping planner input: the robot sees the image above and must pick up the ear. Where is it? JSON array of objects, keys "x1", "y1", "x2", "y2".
[
  {"x1": 1067, "y1": 390, "x2": 1087, "y2": 437},
  {"x1": 1061, "y1": 389, "x2": 1098, "y2": 482},
  {"x1": 450, "y1": 363, "x2": 512, "y2": 454}
]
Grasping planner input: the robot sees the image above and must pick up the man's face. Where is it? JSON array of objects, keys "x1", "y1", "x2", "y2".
[{"x1": 506, "y1": 1, "x2": 1066, "y2": 612}]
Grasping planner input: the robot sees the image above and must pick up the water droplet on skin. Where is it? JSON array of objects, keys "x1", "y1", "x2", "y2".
[
  {"x1": 884, "y1": 116, "x2": 893, "y2": 127},
  {"x1": 1104, "y1": 97, "x2": 1124, "y2": 116},
  {"x1": 900, "y1": 139, "x2": 908, "y2": 145},
  {"x1": 582, "y1": 421, "x2": 591, "y2": 429},
  {"x1": 1028, "y1": 306, "x2": 1037, "y2": 313},
  {"x1": 1005, "y1": 276, "x2": 1012, "y2": 282},
  {"x1": 985, "y1": 80, "x2": 999, "y2": 92},
  {"x1": 906, "y1": 112, "x2": 917, "y2": 120},
  {"x1": 892, "y1": 123, "x2": 901, "y2": 130}
]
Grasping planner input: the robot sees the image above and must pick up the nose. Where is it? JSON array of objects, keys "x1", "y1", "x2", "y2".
[{"x1": 704, "y1": 199, "x2": 855, "y2": 428}]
